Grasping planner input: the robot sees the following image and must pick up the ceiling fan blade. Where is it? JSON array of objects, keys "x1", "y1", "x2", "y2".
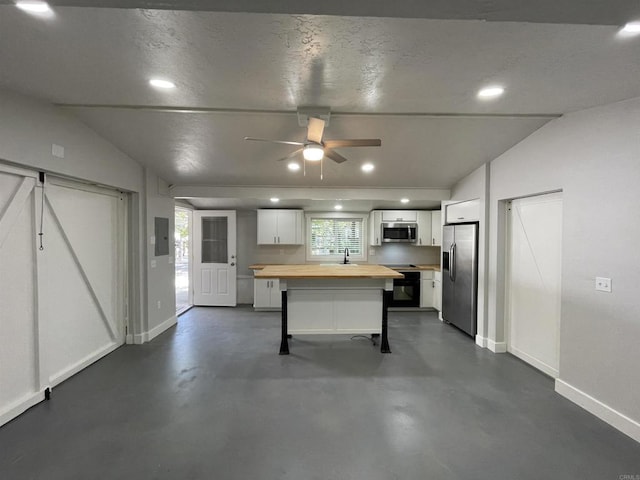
[
  {"x1": 306, "y1": 117, "x2": 325, "y2": 144},
  {"x1": 323, "y1": 139, "x2": 382, "y2": 148},
  {"x1": 276, "y1": 148, "x2": 303, "y2": 161},
  {"x1": 244, "y1": 137, "x2": 304, "y2": 146},
  {"x1": 324, "y1": 148, "x2": 348, "y2": 164}
]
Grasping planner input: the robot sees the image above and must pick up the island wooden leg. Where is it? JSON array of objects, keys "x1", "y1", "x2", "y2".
[
  {"x1": 279, "y1": 290, "x2": 290, "y2": 355},
  {"x1": 381, "y1": 290, "x2": 392, "y2": 353}
]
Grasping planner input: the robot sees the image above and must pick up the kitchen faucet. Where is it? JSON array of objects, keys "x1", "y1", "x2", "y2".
[{"x1": 343, "y1": 247, "x2": 350, "y2": 264}]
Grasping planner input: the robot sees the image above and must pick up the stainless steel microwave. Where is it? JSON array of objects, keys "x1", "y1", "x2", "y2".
[{"x1": 381, "y1": 222, "x2": 418, "y2": 243}]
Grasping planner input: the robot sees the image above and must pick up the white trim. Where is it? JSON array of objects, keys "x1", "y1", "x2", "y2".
[
  {"x1": 147, "y1": 315, "x2": 177, "y2": 342},
  {"x1": 0, "y1": 391, "x2": 46, "y2": 428},
  {"x1": 126, "y1": 334, "x2": 135, "y2": 344},
  {"x1": 488, "y1": 339, "x2": 507, "y2": 353},
  {"x1": 555, "y1": 379, "x2": 640, "y2": 444},
  {"x1": 475, "y1": 335, "x2": 488, "y2": 348},
  {"x1": 133, "y1": 333, "x2": 146, "y2": 344},
  {"x1": 509, "y1": 345, "x2": 558, "y2": 378},
  {"x1": 50, "y1": 342, "x2": 121, "y2": 387}
]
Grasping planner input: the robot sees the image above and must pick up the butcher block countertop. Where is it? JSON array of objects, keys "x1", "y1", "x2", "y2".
[
  {"x1": 254, "y1": 264, "x2": 404, "y2": 279},
  {"x1": 250, "y1": 264, "x2": 440, "y2": 273}
]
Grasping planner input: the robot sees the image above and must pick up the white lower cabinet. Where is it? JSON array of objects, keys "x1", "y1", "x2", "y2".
[
  {"x1": 433, "y1": 271, "x2": 442, "y2": 312},
  {"x1": 253, "y1": 278, "x2": 282, "y2": 309},
  {"x1": 420, "y1": 271, "x2": 434, "y2": 308}
]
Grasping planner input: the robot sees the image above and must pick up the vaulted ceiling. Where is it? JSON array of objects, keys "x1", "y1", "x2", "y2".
[{"x1": 1, "y1": 1, "x2": 639, "y2": 209}]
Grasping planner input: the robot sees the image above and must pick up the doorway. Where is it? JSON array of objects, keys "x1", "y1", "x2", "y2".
[
  {"x1": 506, "y1": 192, "x2": 563, "y2": 378},
  {"x1": 175, "y1": 206, "x2": 192, "y2": 314}
]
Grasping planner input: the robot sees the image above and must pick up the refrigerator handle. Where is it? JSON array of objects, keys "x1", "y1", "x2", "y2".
[{"x1": 450, "y1": 243, "x2": 456, "y2": 281}]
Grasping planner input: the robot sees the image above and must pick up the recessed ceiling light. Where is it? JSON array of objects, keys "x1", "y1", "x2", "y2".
[
  {"x1": 620, "y1": 22, "x2": 640, "y2": 35},
  {"x1": 16, "y1": 1, "x2": 51, "y2": 13},
  {"x1": 334, "y1": 204, "x2": 343, "y2": 210},
  {"x1": 149, "y1": 78, "x2": 176, "y2": 89},
  {"x1": 287, "y1": 162, "x2": 300, "y2": 171},
  {"x1": 401, "y1": 198, "x2": 410, "y2": 204},
  {"x1": 477, "y1": 86, "x2": 505, "y2": 99},
  {"x1": 361, "y1": 163, "x2": 375, "y2": 173},
  {"x1": 270, "y1": 198, "x2": 279, "y2": 203}
]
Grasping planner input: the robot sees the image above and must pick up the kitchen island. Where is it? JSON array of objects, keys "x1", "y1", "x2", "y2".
[{"x1": 254, "y1": 264, "x2": 403, "y2": 354}]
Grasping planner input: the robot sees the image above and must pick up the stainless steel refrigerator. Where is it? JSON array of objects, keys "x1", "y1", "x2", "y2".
[{"x1": 442, "y1": 223, "x2": 478, "y2": 337}]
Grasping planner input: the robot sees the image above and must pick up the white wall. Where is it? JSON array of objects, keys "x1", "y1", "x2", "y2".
[
  {"x1": 143, "y1": 169, "x2": 177, "y2": 341},
  {"x1": 449, "y1": 163, "x2": 490, "y2": 346},
  {"x1": 487, "y1": 97, "x2": 640, "y2": 440},
  {"x1": 0, "y1": 90, "x2": 142, "y2": 192}
]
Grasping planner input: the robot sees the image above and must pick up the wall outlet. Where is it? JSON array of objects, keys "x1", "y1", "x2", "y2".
[
  {"x1": 595, "y1": 277, "x2": 612, "y2": 292},
  {"x1": 150, "y1": 259, "x2": 157, "y2": 268},
  {"x1": 369, "y1": 248, "x2": 376, "y2": 256}
]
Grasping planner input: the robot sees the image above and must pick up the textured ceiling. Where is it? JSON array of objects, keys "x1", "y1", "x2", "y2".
[{"x1": 1, "y1": 3, "x2": 639, "y2": 208}]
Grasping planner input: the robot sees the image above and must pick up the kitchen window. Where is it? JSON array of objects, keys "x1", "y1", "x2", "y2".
[{"x1": 306, "y1": 213, "x2": 367, "y2": 262}]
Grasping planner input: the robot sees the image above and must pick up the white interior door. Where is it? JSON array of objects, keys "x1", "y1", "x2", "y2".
[
  {"x1": 193, "y1": 210, "x2": 236, "y2": 306},
  {"x1": 43, "y1": 177, "x2": 126, "y2": 386},
  {"x1": 506, "y1": 192, "x2": 562, "y2": 378},
  {"x1": 0, "y1": 166, "x2": 126, "y2": 427},
  {"x1": 0, "y1": 165, "x2": 41, "y2": 426}
]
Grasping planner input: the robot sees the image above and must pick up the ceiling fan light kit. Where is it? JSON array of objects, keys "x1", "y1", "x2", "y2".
[
  {"x1": 244, "y1": 108, "x2": 381, "y2": 179},
  {"x1": 303, "y1": 144, "x2": 324, "y2": 161}
]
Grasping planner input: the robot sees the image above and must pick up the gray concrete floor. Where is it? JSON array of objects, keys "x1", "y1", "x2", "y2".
[{"x1": 1, "y1": 307, "x2": 639, "y2": 480}]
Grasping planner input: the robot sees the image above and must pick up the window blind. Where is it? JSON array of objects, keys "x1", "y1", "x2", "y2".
[{"x1": 310, "y1": 218, "x2": 362, "y2": 256}]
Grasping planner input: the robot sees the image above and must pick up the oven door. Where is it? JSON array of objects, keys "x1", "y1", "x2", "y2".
[{"x1": 390, "y1": 272, "x2": 421, "y2": 307}]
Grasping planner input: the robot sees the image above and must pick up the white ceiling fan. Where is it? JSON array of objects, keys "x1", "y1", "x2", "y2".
[{"x1": 244, "y1": 112, "x2": 381, "y2": 178}]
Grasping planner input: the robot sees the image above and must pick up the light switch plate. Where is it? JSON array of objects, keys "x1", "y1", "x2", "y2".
[
  {"x1": 595, "y1": 277, "x2": 611, "y2": 292},
  {"x1": 150, "y1": 259, "x2": 157, "y2": 268}
]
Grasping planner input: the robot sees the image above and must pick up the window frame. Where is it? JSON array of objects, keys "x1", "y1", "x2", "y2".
[{"x1": 305, "y1": 212, "x2": 369, "y2": 262}]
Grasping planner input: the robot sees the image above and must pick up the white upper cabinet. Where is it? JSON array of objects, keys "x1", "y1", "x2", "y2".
[
  {"x1": 381, "y1": 210, "x2": 417, "y2": 222},
  {"x1": 369, "y1": 210, "x2": 382, "y2": 246},
  {"x1": 446, "y1": 199, "x2": 480, "y2": 223},
  {"x1": 257, "y1": 209, "x2": 304, "y2": 245},
  {"x1": 431, "y1": 211, "x2": 442, "y2": 246},
  {"x1": 415, "y1": 211, "x2": 432, "y2": 246}
]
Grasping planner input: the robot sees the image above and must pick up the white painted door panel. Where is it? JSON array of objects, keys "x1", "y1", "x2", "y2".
[
  {"x1": 0, "y1": 169, "x2": 40, "y2": 425},
  {"x1": 0, "y1": 166, "x2": 126, "y2": 427},
  {"x1": 507, "y1": 193, "x2": 562, "y2": 378},
  {"x1": 43, "y1": 179, "x2": 125, "y2": 385},
  {"x1": 193, "y1": 210, "x2": 236, "y2": 306}
]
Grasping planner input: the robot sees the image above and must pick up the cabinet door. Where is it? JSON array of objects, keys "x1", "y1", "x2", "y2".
[
  {"x1": 254, "y1": 278, "x2": 272, "y2": 307},
  {"x1": 257, "y1": 210, "x2": 278, "y2": 244},
  {"x1": 420, "y1": 271, "x2": 434, "y2": 307},
  {"x1": 446, "y1": 200, "x2": 479, "y2": 223},
  {"x1": 431, "y1": 211, "x2": 442, "y2": 246},
  {"x1": 415, "y1": 211, "x2": 432, "y2": 246},
  {"x1": 269, "y1": 279, "x2": 282, "y2": 308},
  {"x1": 381, "y1": 210, "x2": 417, "y2": 222},
  {"x1": 433, "y1": 272, "x2": 442, "y2": 311},
  {"x1": 369, "y1": 211, "x2": 382, "y2": 246},
  {"x1": 275, "y1": 210, "x2": 296, "y2": 244}
]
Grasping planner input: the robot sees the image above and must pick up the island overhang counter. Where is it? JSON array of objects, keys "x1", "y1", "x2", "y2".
[{"x1": 254, "y1": 265, "x2": 403, "y2": 354}]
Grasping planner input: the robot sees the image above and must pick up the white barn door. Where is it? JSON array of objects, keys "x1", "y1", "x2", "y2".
[
  {"x1": 506, "y1": 192, "x2": 563, "y2": 378},
  {"x1": 43, "y1": 177, "x2": 126, "y2": 386},
  {"x1": 0, "y1": 165, "x2": 41, "y2": 425},
  {"x1": 0, "y1": 166, "x2": 126, "y2": 426},
  {"x1": 193, "y1": 210, "x2": 236, "y2": 306}
]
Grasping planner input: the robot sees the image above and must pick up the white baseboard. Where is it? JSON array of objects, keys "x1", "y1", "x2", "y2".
[
  {"x1": 0, "y1": 391, "x2": 46, "y2": 428},
  {"x1": 438, "y1": 312, "x2": 443, "y2": 321},
  {"x1": 49, "y1": 342, "x2": 121, "y2": 387},
  {"x1": 487, "y1": 339, "x2": 507, "y2": 353},
  {"x1": 556, "y1": 379, "x2": 640, "y2": 444},
  {"x1": 126, "y1": 334, "x2": 134, "y2": 344},
  {"x1": 147, "y1": 315, "x2": 177, "y2": 342},
  {"x1": 509, "y1": 346, "x2": 558, "y2": 378},
  {"x1": 475, "y1": 335, "x2": 488, "y2": 348}
]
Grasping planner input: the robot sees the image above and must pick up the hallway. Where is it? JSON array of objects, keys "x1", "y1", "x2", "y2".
[{"x1": 1, "y1": 307, "x2": 639, "y2": 479}]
